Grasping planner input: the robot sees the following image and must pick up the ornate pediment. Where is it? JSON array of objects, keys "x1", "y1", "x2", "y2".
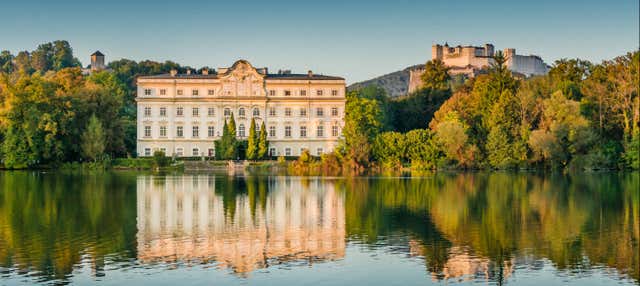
[{"x1": 218, "y1": 60, "x2": 266, "y2": 97}]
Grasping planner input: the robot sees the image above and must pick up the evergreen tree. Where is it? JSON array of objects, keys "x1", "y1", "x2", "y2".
[
  {"x1": 215, "y1": 120, "x2": 229, "y2": 159},
  {"x1": 246, "y1": 118, "x2": 258, "y2": 160},
  {"x1": 81, "y1": 114, "x2": 106, "y2": 162},
  {"x1": 258, "y1": 121, "x2": 268, "y2": 159},
  {"x1": 224, "y1": 113, "x2": 238, "y2": 159}
]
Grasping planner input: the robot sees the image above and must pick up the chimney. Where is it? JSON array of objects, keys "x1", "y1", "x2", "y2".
[
  {"x1": 186, "y1": 69, "x2": 191, "y2": 75},
  {"x1": 202, "y1": 68, "x2": 209, "y2": 75},
  {"x1": 307, "y1": 70, "x2": 313, "y2": 77},
  {"x1": 170, "y1": 69, "x2": 177, "y2": 76}
]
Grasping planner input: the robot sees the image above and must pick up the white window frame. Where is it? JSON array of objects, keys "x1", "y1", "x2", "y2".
[
  {"x1": 192, "y1": 126, "x2": 199, "y2": 138},
  {"x1": 284, "y1": 126, "x2": 291, "y2": 137}
]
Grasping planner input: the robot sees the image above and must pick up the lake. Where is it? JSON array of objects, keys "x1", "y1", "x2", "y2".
[{"x1": 0, "y1": 171, "x2": 638, "y2": 285}]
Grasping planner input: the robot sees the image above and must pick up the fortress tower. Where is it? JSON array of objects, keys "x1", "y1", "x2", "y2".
[{"x1": 90, "y1": 51, "x2": 105, "y2": 71}]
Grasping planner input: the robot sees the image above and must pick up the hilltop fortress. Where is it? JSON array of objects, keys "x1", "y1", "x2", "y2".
[{"x1": 407, "y1": 43, "x2": 549, "y2": 93}]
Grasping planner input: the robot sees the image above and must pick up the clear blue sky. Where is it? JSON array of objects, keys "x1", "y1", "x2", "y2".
[{"x1": 1, "y1": 0, "x2": 638, "y2": 83}]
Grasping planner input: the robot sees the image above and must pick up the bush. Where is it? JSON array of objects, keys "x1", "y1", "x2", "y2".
[{"x1": 152, "y1": 151, "x2": 171, "y2": 168}]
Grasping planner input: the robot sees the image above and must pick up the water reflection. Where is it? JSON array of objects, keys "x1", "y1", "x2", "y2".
[
  {"x1": 0, "y1": 171, "x2": 637, "y2": 285},
  {"x1": 343, "y1": 173, "x2": 639, "y2": 283},
  {"x1": 136, "y1": 176, "x2": 345, "y2": 274}
]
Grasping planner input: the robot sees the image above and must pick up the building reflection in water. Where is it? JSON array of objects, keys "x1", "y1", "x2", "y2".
[{"x1": 136, "y1": 175, "x2": 345, "y2": 274}]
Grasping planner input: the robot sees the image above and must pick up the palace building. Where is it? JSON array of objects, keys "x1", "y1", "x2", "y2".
[{"x1": 136, "y1": 60, "x2": 346, "y2": 158}]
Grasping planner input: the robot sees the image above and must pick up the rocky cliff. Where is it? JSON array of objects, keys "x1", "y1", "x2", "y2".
[{"x1": 348, "y1": 64, "x2": 424, "y2": 98}]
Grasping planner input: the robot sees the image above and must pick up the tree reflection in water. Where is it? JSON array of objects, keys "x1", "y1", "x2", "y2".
[{"x1": 0, "y1": 171, "x2": 637, "y2": 284}]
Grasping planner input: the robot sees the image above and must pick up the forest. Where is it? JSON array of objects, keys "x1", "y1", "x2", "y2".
[
  {"x1": 338, "y1": 51, "x2": 639, "y2": 171},
  {"x1": 0, "y1": 41, "x2": 638, "y2": 170}
]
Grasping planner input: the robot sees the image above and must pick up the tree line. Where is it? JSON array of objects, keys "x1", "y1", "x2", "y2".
[
  {"x1": 0, "y1": 41, "x2": 196, "y2": 168},
  {"x1": 1, "y1": 41, "x2": 637, "y2": 170},
  {"x1": 336, "y1": 51, "x2": 639, "y2": 171}
]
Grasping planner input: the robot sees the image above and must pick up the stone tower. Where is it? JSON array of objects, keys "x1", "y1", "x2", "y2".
[{"x1": 90, "y1": 51, "x2": 105, "y2": 71}]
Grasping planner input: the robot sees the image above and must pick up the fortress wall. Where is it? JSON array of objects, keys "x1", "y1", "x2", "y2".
[{"x1": 507, "y1": 55, "x2": 548, "y2": 76}]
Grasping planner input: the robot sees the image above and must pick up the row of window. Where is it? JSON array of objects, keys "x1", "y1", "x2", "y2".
[
  {"x1": 143, "y1": 106, "x2": 341, "y2": 118},
  {"x1": 142, "y1": 146, "x2": 325, "y2": 157},
  {"x1": 143, "y1": 125, "x2": 340, "y2": 138},
  {"x1": 143, "y1": 88, "x2": 340, "y2": 97}
]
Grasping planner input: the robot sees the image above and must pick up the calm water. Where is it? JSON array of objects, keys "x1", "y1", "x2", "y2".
[{"x1": 0, "y1": 171, "x2": 638, "y2": 285}]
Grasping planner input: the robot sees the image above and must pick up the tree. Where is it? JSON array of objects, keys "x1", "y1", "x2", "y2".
[
  {"x1": 52, "y1": 40, "x2": 78, "y2": 70},
  {"x1": 405, "y1": 129, "x2": 440, "y2": 169},
  {"x1": 215, "y1": 114, "x2": 238, "y2": 160},
  {"x1": 341, "y1": 88, "x2": 390, "y2": 169},
  {"x1": 81, "y1": 114, "x2": 106, "y2": 162},
  {"x1": 372, "y1": 131, "x2": 406, "y2": 169},
  {"x1": 258, "y1": 121, "x2": 268, "y2": 159},
  {"x1": 434, "y1": 112, "x2": 476, "y2": 167},
  {"x1": 391, "y1": 88, "x2": 451, "y2": 132},
  {"x1": 0, "y1": 51, "x2": 14, "y2": 73},
  {"x1": 246, "y1": 118, "x2": 258, "y2": 160},
  {"x1": 421, "y1": 59, "x2": 451, "y2": 91}
]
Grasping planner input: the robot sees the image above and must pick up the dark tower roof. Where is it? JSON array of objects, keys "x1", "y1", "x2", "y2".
[{"x1": 91, "y1": 51, "x2": 104, "y2": 57}]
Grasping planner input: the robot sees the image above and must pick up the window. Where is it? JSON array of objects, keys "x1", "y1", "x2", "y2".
[
  {"x1": 144, "y1": 89, "x2": 152, "y2": 96},
  {"x1": 192, "y1": 107, "x2": 199, "y2": 117},
  {"x1": 208, "y1": 89, "x2": 215, "y2": 95},
  {"x1": 238, "y1": 124, "x2": 245, "y2": 137},
  {"x1": 300, "y1": 108, "x2": 307, "y2": 117},
  {"x1": 144, "y1": 148, "x2": 151, "y2": 156},
  {"x1": 177, "y1": 89, "x2": 183, "y2": 95},
  {"x1": 317, "y1": 125, "x2": 324, "y2": 137},
  {"x1": 300, "y1": 90, "x2": 307, "y2": 96},
  {"x1": 285, "y1": 107, "x2": 292, "y2": 117},
  {"x1": 269, "y1": 126, "x2": 276, "y2": 137},
  {"x1": 192, "y1": 126, "x2": 199, "y2": 138},
  {"x1": 208, "y1": 126, "x2": 215, "y2": 137},
  {"x1": 144, "y1": 126, "x2": 151, "y2": 137},
  {"x1": 268, "y1": 90, "x2": 276, "y2": 96},
  {"x1": 144, "y1": 107, "x2": 151, "y2": 117},
  {"x1": 208, "y1": 107, "x2": 215, "y2": 116},
  {"x1": 160, "y1": 89, "x2": 166, "y2": 95},
  {"x1": 285, "y1": 148, "x2": 291, "y2": 156},
  {"x1": 332, "y1": 125, "x2": 339, "y2": 137},
  {"x1": 238, "y1": 108, "x2": 245, "y2": 117},
  {"x1": 269, "y1": 107, "x2": 276, "y2": 116},
  {"x1": 316, "y1": 148, "x2": 323, "y2": 156},
  {"x1": 160, "y1": 107, "x2": 167, "y2": 117},
  {"x1": 285, "y1": 126, "x2": 291, "y2": 137},
  {"x1": 224, "y1": 108, "x2": 231, "y2": 117},
  {"x1": 176, "y1": 147, "x2": 184, "y2": 156},
  {"x1": 300, "y1": 126, "x2": 307, "y2": 138},
  {"x1": 176, "y1": 126, "x2": 184, "y2": 137},
  {"x1": 316, "y1": 107, "x2": 324, "y2": 117},
  {"x1": 253, "y1": 108, "x2": 260, "y2": 117},
  {"x1": 160, "y1": 148, "x2": 167, "y2": 154},
  {"x1": 192, "y1": 89, "x2": 199, "y2": 96},
  {"x1": 160, "y1": 126, "x2": 167, "y2": 137},
  {"x1": 331, "y1": 107, "x2": 338, "y2": 117},
  {"x1": 331, "y1": 89, "x2": 338, "y2": 96},
  {"x1": 208, "y1": 148, "x2": 215, "y2": 157},
  {"x1": 316, "y1": 89, "x2": 323, "y2": 96},
  {"x1": 284, "y1": 90, "x2": 291, "y2": 96},
  {"x1": 192, "y1": 148, "x2": 199, "y2": 156},
  {"x1": 177, "y1": 107, "x2": 184, "y2": 116},
  {"x1": 269, "y1": 147, "x2": 276, "y2": 156}
]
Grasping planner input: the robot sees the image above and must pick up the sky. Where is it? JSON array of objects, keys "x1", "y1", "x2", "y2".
[{"x1": 1, "y1": 0, "x2": 638, "y2": 84}]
